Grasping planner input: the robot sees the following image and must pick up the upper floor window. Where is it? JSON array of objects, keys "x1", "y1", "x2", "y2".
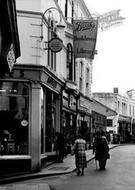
[
  {"x1": 67, "y1": 43, "x2": 73, "y2": 80},
  {"x1": 86, "y1": 68, "x2": 89, "y2": 84},
  {"x1": 65, "y1": 0, "x2": 68, "y2": 20},
  {"x1": 80, "y1": 61, "x2": 83, "y2": 78},
  {"x1": 79, "y1": 61, "x2": 83, "y2": 92},
  {"x1": 65, "y1": 0, "x2": 73, "y2": 23},
  {"x1": 71, "y1": 1, "x2": 74, "y2": 23},
  {"x1": 122, "y1": 102, "x2": 127, "y2": 115},
  {"x1": 133, "y1": 106, "x2": 135, "y2": 116},
  {"x1": 79, "y1": 78, "x2": 83, "y2": 92},
  {"x1": 118, "y1": 101, "x2": 120, "y2": 112},
  {"x1": 85, "y1": 67, "x2": 89, "y2": 95}
]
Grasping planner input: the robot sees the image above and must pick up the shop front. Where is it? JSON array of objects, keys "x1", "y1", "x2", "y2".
[
  {"x1": 77, "y1": 95, "x2": 92, "y2": 146},
  {"x1": 130, "y1": 119, "x2": 135, "y2": 142},
  {"x1": 92, "y1": 111, "x2": 107, "y2": 133},
  {"x1": 62, "y1": 88, "x2": 78, "y2": 152},
  {"x1": 118, "y1": 115, "x2": 132, "y2": 143},
  {"x1": 91, "y1": 99, "x2": 117, "y2": 143},
  {"x1": 0, "y1": 80, "x2": 30, "y2": 177},
  {"x1": 0, "y1": 64, "x2": 64, "y2": 177}
]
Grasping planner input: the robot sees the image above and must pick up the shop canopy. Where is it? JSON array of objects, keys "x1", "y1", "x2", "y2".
[{"x1": 92, "y1": 99, "x2": 117, "y2": 117}]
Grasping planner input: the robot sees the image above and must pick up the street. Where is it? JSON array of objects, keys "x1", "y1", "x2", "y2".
[
  {"x1": 1, "y1": 145, "x2": 135, "y2": 190},
  {"x1": 47, "y1": 145, "x2": 135, "y2": 190}
]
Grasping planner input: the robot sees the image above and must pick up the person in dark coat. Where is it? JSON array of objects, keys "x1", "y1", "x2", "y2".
[
  {"x1": 55, "y1": 132, "x2": 66, "y2": 163},
  {"x1": 94, "y1": 132, "x2": 109, "y2": 170},
  {"x1": 72, "y1": 134, "x2": 87, "y2": 176}
]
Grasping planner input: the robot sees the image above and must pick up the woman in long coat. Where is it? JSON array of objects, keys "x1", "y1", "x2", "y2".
[
  {"x1": 73, "y1": 134, "x2": 87, "y2": 176},
  {"x1": 55, "y1": 132, "x2": 66, "y2": 163},
  {"x1": 94, "y1": 133, "x2": 109, "y2": 170}
]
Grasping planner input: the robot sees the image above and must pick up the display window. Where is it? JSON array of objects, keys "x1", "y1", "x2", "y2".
[
  {"x1": 63, "y1": 112, "x2": 76, "y2": 146},
  {"x1": 45, "y1": 88, "x2": 57, "y2": 152},
  {"x1": 41, "y1": 87, "x2": 44, "y2": 154},
  {"x1": 0, "y1": 81, "x2": 29, "y2": 155}
]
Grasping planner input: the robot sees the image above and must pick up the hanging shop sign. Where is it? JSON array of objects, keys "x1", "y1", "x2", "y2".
[
  {"x1": 97, "y1": 9, "x2": 125, "y2": 31},
  {"x1": 0, "y1": 0, "x2": 20, "y2": 75},
  {"x1": 6, "y1": 44, "x2": 16, "y2": 72},
  {"x1": 48, "y1": 37, "x2": 63, "y2": 53},
  {"x1": 73, "y1": 19, "x2": 98, "y2": 59}
]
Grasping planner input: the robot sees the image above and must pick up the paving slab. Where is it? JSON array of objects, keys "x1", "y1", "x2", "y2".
[{"x1": 0, "y1": 183, "x2": 50, "y2": 190}]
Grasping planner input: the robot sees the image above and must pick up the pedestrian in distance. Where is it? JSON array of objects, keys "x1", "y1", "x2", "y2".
[
  {"x1": 55, "y1": 132, "x2": 66, "y2": 163},
  {"x1": 93, "y1": 131, "x2": 110, "y2": 170},
  {"x1": 72, "y1": 134, "x2": 87, "y2": 176}
]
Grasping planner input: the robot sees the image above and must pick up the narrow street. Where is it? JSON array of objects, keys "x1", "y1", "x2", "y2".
[
  {"x1": 47, "y1": 145, "x2": 135, "y2": 190},
  {"x1": 3, "y1": 145, "x2": 135, "y2": 190}
]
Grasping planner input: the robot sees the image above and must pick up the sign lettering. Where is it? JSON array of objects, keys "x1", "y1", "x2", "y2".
[{"x1": 47, "y1": 76, "x2": 57, "y2": 88}]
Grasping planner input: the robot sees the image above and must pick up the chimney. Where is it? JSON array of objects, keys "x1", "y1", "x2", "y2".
[{"x1": 113, "y1": 87, "x2": 119, "y2": 94}]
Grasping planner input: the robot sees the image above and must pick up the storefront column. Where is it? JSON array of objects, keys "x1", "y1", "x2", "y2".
[{"x1": 31, "y1": 82, "x2": 41, "y2": 171}]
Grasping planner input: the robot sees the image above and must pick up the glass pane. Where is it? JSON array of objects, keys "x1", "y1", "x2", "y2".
[
  {"x1": 41, "y1": 87, "x2": 44, "y2": 154},
  {"x1": 45, "y1": 89, "x2": 56, "y2": 152},
  {"x1": 0, "y1": 82, "x2": 29, "y2": 155},
  {"x1": 45, "y1": 90, "x2": 53, "y2": 152}
]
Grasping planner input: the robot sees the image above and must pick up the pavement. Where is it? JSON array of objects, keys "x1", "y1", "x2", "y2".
[{"x1": 0, "y1": 144, "x2": 119, "y2": 190}]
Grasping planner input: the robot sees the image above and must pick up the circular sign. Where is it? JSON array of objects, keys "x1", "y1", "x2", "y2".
[
  {"x1": 48, "y1": 37, "x2": 63, "y2": 53},
  {"x1": 21, "y1": 120, "x2": 28, "y2": 127}
]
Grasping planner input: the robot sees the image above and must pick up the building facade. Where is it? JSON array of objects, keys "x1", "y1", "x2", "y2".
[
  {"x1": 0, "y1": 0, "x2": 96, "y2": 176},
  {"x1": 93, "y1": 88, "x2": 135, "y2": 143},
  {"x1": 0, "y1": 0, "x2": 119, "y2": 177},
  {"x1": 0, "y1": 1, "x2": 65, "y2": 176}
]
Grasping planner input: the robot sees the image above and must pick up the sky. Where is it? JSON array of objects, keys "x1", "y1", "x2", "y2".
[{"x1": 84, "y1": 0, "x2": 135, "y2": 94}]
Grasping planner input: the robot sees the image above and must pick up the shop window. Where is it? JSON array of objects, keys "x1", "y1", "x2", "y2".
[
  {"x1": 45, "y1": 89, "x2": 57, "y2": 152},
  {"x1": 0, "y1": 81, "x2": 29, "y2": 155},
  {"x1": 41, "y1": 88, "x2": 45, "y2": 154},
  {"x1": 107, "y1": 119, "x2": 113, "y2": 126}
]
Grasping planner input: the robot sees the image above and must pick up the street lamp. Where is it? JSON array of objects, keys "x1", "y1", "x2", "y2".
[
  {"x1": 43, "y1": 7, "x2": 63, "y2": 25},
  {"x1": 42, "y1": 6, "x2": 65, "y2": 37},
  {"x1": 41, "y1": 7, "x2": 65, "y2": 53}
]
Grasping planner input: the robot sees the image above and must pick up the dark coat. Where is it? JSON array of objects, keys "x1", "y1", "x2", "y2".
[
  {"x1": 55, "y1": 133, "x2": 66, "y2": 158},
  {"x1": 95, "y1": 136, "x2": 109, "y2": 161}
]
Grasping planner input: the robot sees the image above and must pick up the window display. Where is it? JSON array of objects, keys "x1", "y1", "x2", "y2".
[
  {"x1": 0, "y1": 81, "x2": 29, "y2": 155},
  {"x1": 45, "y1": 89, "x2": 57, "y2": 152}
]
